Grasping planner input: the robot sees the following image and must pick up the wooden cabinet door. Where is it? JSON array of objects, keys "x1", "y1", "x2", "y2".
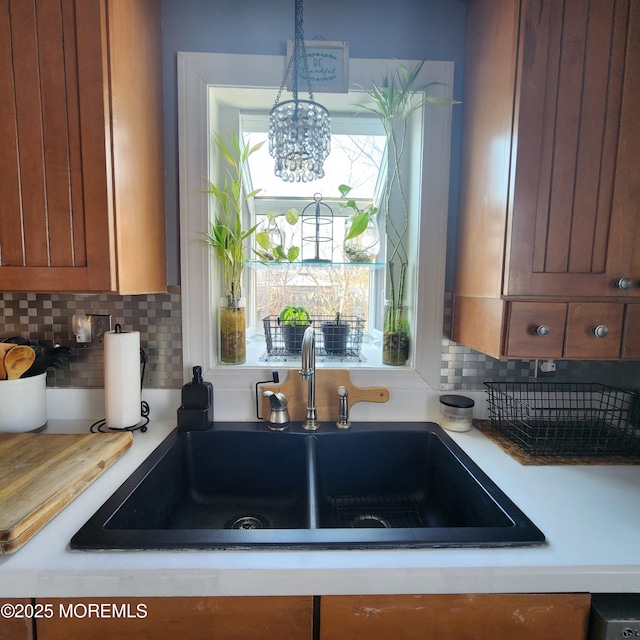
[
  {"x1": 506, "y1": 0, "x2": 640, "y2": 299},
  {"x1": 0, "y1": 0, "x2": 113, "y2": 292},
  {"x1": 0, "y1": 599, "x2": 33, "y2": 640},
  {"x1": 36, "y1": 597, "x2": 313, "y2": 640},
  {"x1": 0, "y1": 0, "x2": 165, "y2": 293},
  {"x1": 320, "y1": 594, "x2": 591, "y2": 640}
]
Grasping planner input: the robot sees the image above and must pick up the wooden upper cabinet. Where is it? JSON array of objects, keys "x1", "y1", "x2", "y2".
[
  {"x1": 507, "y1": 0, "x2": 640, "y2": 299},
  {"x1": 0, "y1": 0, "x2": 166, "y2": 293},
  {"x1": 453, "y1": 0, "x2": 640, "y2": 358}
]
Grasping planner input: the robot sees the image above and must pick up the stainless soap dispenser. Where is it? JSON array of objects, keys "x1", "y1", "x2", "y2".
[{"x1": 263, "y1": 390, "x2": 290, "y2": 431}]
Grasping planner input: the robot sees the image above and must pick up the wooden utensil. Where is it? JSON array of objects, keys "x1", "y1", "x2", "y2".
[
  {"x1": 0, "y1": 343, "x2": 16, "y2": 379},
  {"x1": 260, "y1": 369, "x2": 389, "y2": 423},
  {"x1": 4, "y1": 346, "x2": 36, "y2": 380}
]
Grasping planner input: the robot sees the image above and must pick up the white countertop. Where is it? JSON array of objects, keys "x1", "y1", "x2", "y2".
[{"x1": 1, "y1": 417, "x2": 639, "y2": 598}]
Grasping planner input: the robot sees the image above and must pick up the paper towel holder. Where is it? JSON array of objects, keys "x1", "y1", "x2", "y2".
[{"x1": 89, "y1": 324, "x2": 150, "y2": 434}]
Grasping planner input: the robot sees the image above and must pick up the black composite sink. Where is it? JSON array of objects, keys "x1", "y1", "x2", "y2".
[{"x1": 71, "y1": 422, "x2": 545, "y2": 550}]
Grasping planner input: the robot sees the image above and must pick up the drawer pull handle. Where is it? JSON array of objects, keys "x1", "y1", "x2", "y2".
[
  {"x1": 614, "y1": 277, "x2": 632, "y2": 290},
  {"x1": 591, "y1": 325, "x2": 609, "y2": 339},
  {"x1": 534, "y1": 324, "x2": 550, "y2": 338}
]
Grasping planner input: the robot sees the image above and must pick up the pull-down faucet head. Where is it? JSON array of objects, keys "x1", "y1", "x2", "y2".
[
  {"x1": 300, "y1": 326, "x2": 315, "y2": 379},
  {"x1": 299, "y1": 326, "x2": 318, "y2": 430}
]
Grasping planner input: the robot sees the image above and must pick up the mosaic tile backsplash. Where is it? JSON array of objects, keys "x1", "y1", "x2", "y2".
[
  {"x1": 0, "y1": 291, "x2": 638, "y2": 390},
  {"x1": 0, "y1": 293, "x2": 183, "y2": 389}
]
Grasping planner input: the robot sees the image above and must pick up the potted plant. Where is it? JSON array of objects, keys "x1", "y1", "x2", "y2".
[
  {"x1": 255, "y1": 208, "x2": 300, "y2": 263},
  {"x1": 321, "y1": 313, "x2": 350, "y2": 356},
  {"x1": 278, "y1": 305, "x2": 311, "y2": 354},
  {"x1": 359, "y1": 61, "x2": 459, "y2": 365},
  {"x1": 339, "y1": 184, "x2": 380, "y2": 263},
  {"x1": 202, "y1": 132, "x2": 262, "y2": 364}
]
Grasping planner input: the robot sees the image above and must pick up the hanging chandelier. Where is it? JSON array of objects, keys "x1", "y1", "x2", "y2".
[{"x1": 268, "y1": 0, "x2": 331, "y2": 183}]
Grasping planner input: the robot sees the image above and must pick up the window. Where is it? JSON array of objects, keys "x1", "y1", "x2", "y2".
[
  {"x1": 238, "y1": 116, "x2": 387, "y2": 364},
  {"x1": 178, "y1": 53, "x2": 454, "y2": 417}
]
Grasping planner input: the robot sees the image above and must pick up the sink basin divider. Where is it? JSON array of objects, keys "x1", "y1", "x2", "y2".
[{"x1": 305, "y1": 436, "x2": 319, "y2": 529}]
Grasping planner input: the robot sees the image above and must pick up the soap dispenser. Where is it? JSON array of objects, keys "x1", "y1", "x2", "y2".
[
  {"x1": 177, "y1": 366, "x2": 214, "y2": 431},
  {"x1": 263, "y1": 390, "x2": 290, "y2": 430}
]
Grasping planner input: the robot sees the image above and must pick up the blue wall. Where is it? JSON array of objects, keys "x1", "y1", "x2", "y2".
[{"x1": 161, "y1": 0, "x2": 468, "y2": 286}]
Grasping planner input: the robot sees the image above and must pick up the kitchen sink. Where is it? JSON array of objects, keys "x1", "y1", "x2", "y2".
[
  {"x1": 104, "y1": 431, "x2": 310, "y2": 531},
  {"x1": 71, "y1": 422, "x2": 545, "y2": 550}
]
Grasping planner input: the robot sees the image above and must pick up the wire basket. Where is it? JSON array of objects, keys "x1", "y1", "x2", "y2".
[
  {"x1": 485, "y1": 382, "x2": 640, "y2": 457},
  {"x1": 262, "y1": 315, "x2": 365, "y2": 361}
]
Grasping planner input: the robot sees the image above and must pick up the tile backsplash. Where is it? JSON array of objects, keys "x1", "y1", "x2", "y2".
[
  {"x1": 1, "y1": 291, "x2": 637, "y2": 390},
  {"x1": 0, "y1": 292, "x2": 183, "y2": 389}
]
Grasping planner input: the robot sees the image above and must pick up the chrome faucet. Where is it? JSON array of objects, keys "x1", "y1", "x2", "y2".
[{"x1": 299, "y1": 326, "x2": 318, "y2": 430}]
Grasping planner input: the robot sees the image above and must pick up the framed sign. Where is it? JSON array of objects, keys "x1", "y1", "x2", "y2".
[{"x1": 286, "y1": 40, "x2": 349, "y2": 93}]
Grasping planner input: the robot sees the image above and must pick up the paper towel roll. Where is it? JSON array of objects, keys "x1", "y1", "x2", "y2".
[{"x1": 104, "y1": 328, "x2": 141, "y2": 429}]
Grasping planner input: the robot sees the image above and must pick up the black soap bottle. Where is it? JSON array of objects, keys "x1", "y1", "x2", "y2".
[{"x1": 177, "y1": 366, "x2": 214, "y2": 430}]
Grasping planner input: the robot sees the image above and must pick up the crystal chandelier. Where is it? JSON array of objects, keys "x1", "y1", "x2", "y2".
[{"x1": 269, "y1": 0, "x2": 331, "y2": 183}]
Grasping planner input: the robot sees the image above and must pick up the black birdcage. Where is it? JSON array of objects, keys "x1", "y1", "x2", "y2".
[{"x1": 300, "y1": 194, "x2": 333, "y2": 263}]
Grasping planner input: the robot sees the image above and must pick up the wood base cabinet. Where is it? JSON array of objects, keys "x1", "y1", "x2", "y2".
[
  {"x1": 0, "y1": 0, "x2": 166, "y2": 293},
  {"x1": 320, "y1": 594, "x2": 591, "y2": 640},
  {"x1": 453, "y1": 0, "x2": 640, "y2": 359},
  {"x1": 0, "y1": 599, "x2": 33, "y2": 640},
  {"x1": 27, "y1": 594, "x2": 590, "y2": 640},
  {"x1": 35, "y1": 597, "x2": 313, "y2": 640}
]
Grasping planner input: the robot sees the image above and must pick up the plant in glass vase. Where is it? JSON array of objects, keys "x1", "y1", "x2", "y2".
[
  {"x1": 202, "y1": 132, "x2": 262, "y2": 364},
  {"x1": 359, "y1": 61, "x2": 459, "y2": 365},
  {"x1": 255, "y1": 208, "x2": 301, "y2": 263},
  {"x1": 339, "y1": 184, "x2": 380, "y2": 263}
]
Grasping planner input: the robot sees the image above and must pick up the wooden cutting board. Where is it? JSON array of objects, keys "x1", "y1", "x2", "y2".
[
  {"x1": 260, "y1": 369, "x2": 389, "y2": 422},
  {"x1": 0, "y1": 432, "x2": 132, "y2": 553}
]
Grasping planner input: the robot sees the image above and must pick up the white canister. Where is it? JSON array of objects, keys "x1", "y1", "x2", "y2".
[
  {"x1": 439, "y1": 394, "x2": 474, "y2": 432},
  {"x1": 0, "y1": 373, "x2": 48, "y2": 432}
]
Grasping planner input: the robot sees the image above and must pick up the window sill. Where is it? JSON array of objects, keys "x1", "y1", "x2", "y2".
[{"x1": 242, "y1": 335, "x2": 384, "y2": 369}]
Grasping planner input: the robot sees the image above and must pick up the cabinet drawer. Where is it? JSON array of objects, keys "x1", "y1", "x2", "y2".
[
  {"x1": 565, "y1": 303, "x2": 624, "y2": 359},
  {"x1": 504, "y1": 302, "x2": 567, "y2": 358},
  {"x1": 622, "y1": 304, "x2": 640, "y2": 359}
]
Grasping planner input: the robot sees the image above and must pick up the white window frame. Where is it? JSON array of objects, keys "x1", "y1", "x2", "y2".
[{"x1": 178, "y1": 52, "x2": 454, "y2": 421}]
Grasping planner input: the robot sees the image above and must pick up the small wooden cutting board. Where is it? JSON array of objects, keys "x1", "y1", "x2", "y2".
[
  {"x1": 0, "y1": 432, "x2": 132, "y2": 553},
  {"x1": 260, "y1": 369, "x2": 389, "y2": 422}
]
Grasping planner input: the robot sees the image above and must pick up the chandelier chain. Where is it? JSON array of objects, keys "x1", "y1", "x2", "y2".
[
  {"x1": 268, "y1": 0, "x2": 331, "y2": 183},
  {"x1": 272, "y1": 0, "x2": 315, "y2": 108}
]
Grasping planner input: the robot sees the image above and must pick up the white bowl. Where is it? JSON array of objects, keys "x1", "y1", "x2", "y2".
[{"x1": 0, "y1": 373, "x2": 48, "y2": 432}]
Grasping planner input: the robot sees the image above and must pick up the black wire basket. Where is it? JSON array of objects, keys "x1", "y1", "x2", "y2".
[
  {"x1": 262, "y1": 315, "x2": 365, "y2": 361},
  {"x1": 485, "y1": 382, "x2": 640, "y2": 457}
]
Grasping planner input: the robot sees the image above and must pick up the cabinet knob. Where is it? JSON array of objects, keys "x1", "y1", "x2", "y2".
[
  {"x1": 614, "y1": 277, "x2": 632, "y2": 290},
  {"x1": 534, "y1": 324, "x2": 550, "y2": 338},
  {"x1": 591, "y1": 325, "x2": 609, "y2": 339}
]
